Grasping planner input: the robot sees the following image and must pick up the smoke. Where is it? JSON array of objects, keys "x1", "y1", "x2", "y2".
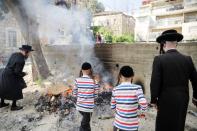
[
  {"x1": 21, "y1": 0, "x2": 92, "y2": 46},
  {"x1": 20, "y1": 0, "x2": 112, "y2": 83}
]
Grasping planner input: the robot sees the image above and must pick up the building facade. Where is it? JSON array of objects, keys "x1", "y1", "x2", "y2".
[
  {"x1": 0, "y1": 13, "x2": 24, "y2": 49},
  {"x1": 93, "y1": 11, "x2": 135, "y2": 36},
  {"x1": 0, "y1": 13, "x2": 25, "y2": 66},
  {"x1": 135, "y1": 0, "x2": 197, "y2": 42}
]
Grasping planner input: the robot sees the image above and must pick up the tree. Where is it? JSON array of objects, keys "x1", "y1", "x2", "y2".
[
  {"x1": 0, "y1": 0, "x2": 50, "y2": 80},
  {"x1": 81, "y1": 0, "x2": 105, "y2": 14},
  {"x1": 94, "y1": 1, "x2": 105, "y2": 13}
]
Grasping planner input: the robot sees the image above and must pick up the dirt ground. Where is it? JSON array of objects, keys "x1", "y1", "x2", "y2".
[{"x1": 0, "y1": 65, "x2": 197, "y2": 131}]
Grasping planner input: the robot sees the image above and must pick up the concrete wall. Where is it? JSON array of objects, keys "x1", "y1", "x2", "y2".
[
  {"x1": 94, "y1": 43, "x2": 197, "y2": 108},
  {"x1": 41, "y1": 45, "x2": 96, "y2": 79},
  {"x1": 42, "y1": 43, "x2": 197, "y2": 107},
  {"x1": 2, "y1": 43, "x2": 196, "y2": 99}
]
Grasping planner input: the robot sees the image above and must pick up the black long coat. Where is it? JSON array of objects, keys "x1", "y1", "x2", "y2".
[
  {"x1": 0, "y1": 52, "x2": 27, "y2": 100},
  {"x1": 150, "y1": 49, "x2": 197, "y2": 131}
]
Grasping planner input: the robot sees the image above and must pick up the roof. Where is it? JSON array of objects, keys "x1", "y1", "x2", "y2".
[{"x1": 94, "y1": 11, "x2": 132, "y2": 17}]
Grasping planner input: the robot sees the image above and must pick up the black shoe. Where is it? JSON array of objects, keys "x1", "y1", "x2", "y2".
[
  {"x1": 0, "y1": 103, "x2": 9, "y2": 108},
  {"x1": 11, "y1": 106, "x2": 23, "y2": 111}
]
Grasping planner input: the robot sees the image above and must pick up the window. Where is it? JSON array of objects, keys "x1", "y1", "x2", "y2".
[
  {"x1": 0, "y1": 31, "x2": 5, "y2": 47},
  {"x1": 106, "y1": 20, "x2": 110, "y2": 26},
  {"x1": 189, "y1": 26, "x2": 197, "y2": 33},
  {"x1": 8, "y1": 30, "x2": 17, "y2": 47},
  {"x1": 185, "y1": 14, "x2": 197, "y2": 23}
]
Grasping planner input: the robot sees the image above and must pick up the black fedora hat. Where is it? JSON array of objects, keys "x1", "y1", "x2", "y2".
[
  {"x1": 156, "y1": 29, "x2": 183, "y2": 44},
  {"x1": 19, "y1": 45, "x2": 34, "y2": 52}
]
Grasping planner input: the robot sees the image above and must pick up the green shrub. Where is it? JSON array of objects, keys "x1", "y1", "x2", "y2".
[
  {"x1": 113, "y1": 35, "x2": 134, "y2": 43},
  {"x1": 105, "y1": 35, "x2": 113, "y2": 43},
  {"x1": 92, "y1": 26, "x2": 134, "y2": 43}
]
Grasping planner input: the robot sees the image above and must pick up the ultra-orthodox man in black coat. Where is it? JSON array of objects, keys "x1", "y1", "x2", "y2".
[
  {"x1": 0, "y1": 52, "x2": 27, "y2": 100},
  {"x1": 150, "y1": 30, "x2": 197, "y2": 131}
]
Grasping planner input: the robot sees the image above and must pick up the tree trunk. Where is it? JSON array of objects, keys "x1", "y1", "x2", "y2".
[{"x1": 4, "y1": 0, "x2": 50, "y2": 80}]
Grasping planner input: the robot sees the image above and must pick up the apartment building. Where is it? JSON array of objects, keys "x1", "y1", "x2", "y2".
[{"x1": 135, "y1": 0, "x2": 197, "y2": 42}]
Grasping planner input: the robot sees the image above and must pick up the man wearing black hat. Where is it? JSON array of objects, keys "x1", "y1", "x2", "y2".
[
  {"x1": 0, "y1": 45, "x2": 34, "y2": 111},
  {"x1": 150, "y1": 29, "x2": 197, "y2": 131}
]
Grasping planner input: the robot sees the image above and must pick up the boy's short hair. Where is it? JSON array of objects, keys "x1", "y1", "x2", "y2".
[
  {"x1": 82, "y1": 62, "x2": 92, "y2": 70},
  {"x1": 120, "y1": 66, "x2": 134, "y2": 77}
]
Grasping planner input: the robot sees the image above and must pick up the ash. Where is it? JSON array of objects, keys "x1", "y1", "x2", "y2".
[
  {"x1": 95, "y1": 92, "x2": 112, "y2": 106},
  {"x1": 35, "y1": 94, "x2": 76, "y2": 118}
]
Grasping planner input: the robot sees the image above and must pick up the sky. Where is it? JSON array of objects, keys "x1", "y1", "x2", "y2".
[{"x1": 97, "y1": 0, "x2": 142, "y2": 15}]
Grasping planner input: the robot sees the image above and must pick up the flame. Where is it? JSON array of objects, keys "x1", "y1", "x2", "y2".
[{"x1": 62, "y1": 88, "x2": 72, "y2": 97}]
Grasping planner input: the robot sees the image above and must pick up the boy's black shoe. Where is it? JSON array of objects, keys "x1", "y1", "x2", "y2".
[
  {"x1": 0, "y1": 103, "x2": 9, "y2": 108},
  {"x1": 11, "y1": 106, "x2": 23, "y2": 111}
]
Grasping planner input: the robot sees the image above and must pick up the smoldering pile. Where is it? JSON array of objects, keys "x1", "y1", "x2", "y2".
[
  {"x1": 95, "y1": 92, "x2": 112, "y2": 106},
  {"x1": 34, "y1": 94, "x2": 76, "y2": 116},
  {"x1": 34, "y1": 84, "x2": 76, "y2": 117},
  {"x1": 34, "y1": 83, "x2": 113, "y2": 117}
]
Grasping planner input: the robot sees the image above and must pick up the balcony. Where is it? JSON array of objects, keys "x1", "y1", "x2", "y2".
[
  {"x1": 151, "y1": 0, "x2": 183, "y2": 7},
  {"x1": 152, "y1": 18, "x2": 183, "y2": 29},
  {"x1": 152, "y1": 3, "x2": 184, "y2": 16},
  {"x1": 166, "y1": 4, "x2": 184, "y2": 12},
  {"x1": 184, "y1": 0, "x2": 197, "y2": 13},
  {"x1": 185, "y1": 15, "x2": 197, "y2": 23},
  {"x1": 184, "y1": 6, "x2": 197, "y2": 14},
  {"x1": 184, "y1": 0, "x2": 197, "y2": 6}
]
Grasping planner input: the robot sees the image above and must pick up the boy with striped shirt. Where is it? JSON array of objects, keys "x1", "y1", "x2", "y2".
[
  {"x1": 111, "y1": 66, "x2": 147, "y2": 131},
  {"x1": 73, "y1": 62, "x2": 99, "y2": 131}
]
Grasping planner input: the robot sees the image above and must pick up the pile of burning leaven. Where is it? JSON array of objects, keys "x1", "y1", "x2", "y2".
[
  {"x1": 35, "y1": 84, "x2": 76, "y2": 117},
  {"x1": 34, "y1": 82, "x2": 113, "y2": 117}
]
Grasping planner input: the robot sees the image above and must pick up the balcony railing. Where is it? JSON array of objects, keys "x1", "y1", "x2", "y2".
[
  {"x1": 150, "y1": 18, "x2": 183, "y2": 29},
  {"x1": 166, "y1": 4, "x2": 184, "y2": 12},
  {"x1": 151, "y1": 0, "x2": 183, "y2": 6},
  {"x1": 152, "y1": 3, "x2": 184, "y2": 15},
  {"x1": 185, "y1": 16, "x2": 197, "y2": 23},
  {"x1": 157, "y1": 19, "x2": 183, "y2": 26},
  {"x1": 184, "y1": 0, "x2": 197, "y2": 5}
]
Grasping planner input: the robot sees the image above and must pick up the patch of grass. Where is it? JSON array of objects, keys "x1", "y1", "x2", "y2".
[{"x1": 35, "y1": 78, "x2": 43, "y2": 86}]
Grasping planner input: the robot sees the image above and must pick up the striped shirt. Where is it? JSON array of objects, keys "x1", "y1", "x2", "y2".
[
  {"x1": 111, "y1": 82, "x2": 147, "y2": 131},
  {"x1": 73, "y1": 75, "x2": 99, "y2": 112}
]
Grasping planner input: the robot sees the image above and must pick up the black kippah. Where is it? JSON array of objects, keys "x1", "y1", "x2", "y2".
[
  {"x1": 82, "y1": 62, "x2": 92, "y2": 70},
  {"x1": 120, "y1": 66, "x2": 134, "y2": 77}
]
